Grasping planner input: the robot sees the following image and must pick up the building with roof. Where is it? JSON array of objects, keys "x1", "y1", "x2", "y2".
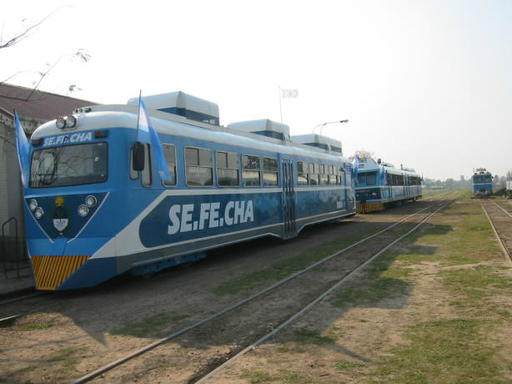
[{"x1": 0, "y1": 83, "x2": 95, "y2": 267}]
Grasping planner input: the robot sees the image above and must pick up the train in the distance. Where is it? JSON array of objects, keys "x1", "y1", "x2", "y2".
[
  {"x1": 23, "y1": 91, "x2": 357, "y2": 290},
  {"x1": 354, "y1": 157, "x2": 422, "y2": 213},
  {"x1": 471, "y1": 168, "x2": 493, "y2": 197},
  {"x1": 507, "y1": 174, "x2": 512, "y2": 199}
]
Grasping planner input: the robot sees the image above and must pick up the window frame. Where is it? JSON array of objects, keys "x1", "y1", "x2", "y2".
[
  {"x1": 162, "y1": 143, "x2": 177, "y2": 187},
  {"x1": 262, "y1": 156, "x2": 279, "y2": 186},
  {"x1": 184, "y1": 146, "x2": 214, "y2": 187},
  {"x1": 242, "y1": 154, "x2": 262, "y2": 187},
  {"x1": 216, "y1": 150, "x2": 240, "y2": 187}
]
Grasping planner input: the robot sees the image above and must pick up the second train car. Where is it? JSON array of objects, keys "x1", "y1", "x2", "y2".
[
  {"x1": 354, "y1": 157, "x2": 422, "y2": 213},
  {"x1": 23, "y1": 91, "x2": 356, "y2": 290},
  {"x1": 472, "y1": 168, "x2": 493, "y2": 197}
]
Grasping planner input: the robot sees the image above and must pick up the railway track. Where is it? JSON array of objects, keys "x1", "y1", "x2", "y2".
[
  {"x1": 71, "y1": 195, "x2": 455, "y2": 384},
  {"x1": 481, "y1": 200, "x2": 512, "y2": 266},
  {"x1": 0, "y1": 291, "x2": 45, "y2": 306},
  {"x1": 195, "y1": 200, "x2": 451, "y2": 384}
]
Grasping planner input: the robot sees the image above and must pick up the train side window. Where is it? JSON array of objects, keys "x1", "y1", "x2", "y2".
[
  {"x1": 141, "y1": 143, "x2": 152, "y2": 187},
  {"x1": 263, "y1": 157, "x2": 278, "y2": 186},
  {"x1": 217, "y1": 151, "x2": 239, "y2": 186},
  {"x1": 129, "y1": 149, "x2": 138, "y2": 179},
  {"x1": 329, "y1": 165, "x2": 336, "y2": 185},
  {"x1": 297, "y1": 161, "x2": 308, "y2": 185},
  {"x1": 185, "y1": 147, "x2": 213, "y2": 186},
  {"x1": 339, "y1": 168, "x2": 346, "y2": 185},
  {"x1": 162, "y1": 144, "x2": 177, "y2": 186},
  {"x1": 308, "y1": 162, "x2": 319, "y2": 185},
  {"x1": 243, "y1": 155, "x2": 261, "y2": 186},
  {"x1": 320, "y1": 163, "x2": 328, "y2": 185}
]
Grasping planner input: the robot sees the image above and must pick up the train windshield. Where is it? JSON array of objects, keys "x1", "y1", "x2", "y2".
[
  {"x1": 30, "y1": 142, "x2": 108, "y2": 188},
  {"x1": 358, "y1": 172, "x2": 377, "y2": 185},
  {"x1": 473, "y1": 175, "x2": 492, "y2": 184}
]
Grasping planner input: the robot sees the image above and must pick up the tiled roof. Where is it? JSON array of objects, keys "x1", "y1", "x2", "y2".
[{"x1": 0, "y1": 83, "x2": 97, "y2": 122}]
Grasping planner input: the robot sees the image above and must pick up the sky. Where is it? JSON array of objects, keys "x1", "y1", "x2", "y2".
[{"x1": 2, "y1": 0, "x2": 511, "y2": 180}]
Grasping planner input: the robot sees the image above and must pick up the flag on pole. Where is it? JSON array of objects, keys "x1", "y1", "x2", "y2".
[
  {"x1": 14, "y1": 111, "x2": 30, "y2": 187},
  {"x1": 353, "y1": 155, "x2": 360, "y2": 183},
  {"x1": 280, "y1": 88, "x2": 298, "y2": 98},
  {"x1": 136, "y1": 97, "x2": 173, "y2": 184}
]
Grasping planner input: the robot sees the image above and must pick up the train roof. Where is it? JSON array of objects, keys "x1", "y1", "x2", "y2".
[
  {"x1": 356, "y1": 157, "x2": 420, "y2": 177},
  {"x1": 473, "y1": 168, "x2": 492, "y2": 176},
  {"x1": 127, "y1": 91, "x2": 219, "y2": 126},
  {"x1": 228, "y1": 119, "x2": 290, "y2": 141},
  {"x1": 31, "y1": 104, "x2": 351, "y2": 164}
]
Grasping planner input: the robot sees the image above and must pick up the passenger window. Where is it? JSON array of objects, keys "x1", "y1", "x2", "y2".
[
  {"x1": 243, "y1": 155, "x2": 261, "y2": 186},
  {"x1": 339, "y1": 168, "x2": 346, "y2": 185},
  {"x1": 217, "y1": 151, "x2": 239, "y2": 186},
  {"x1": 162, "y1": 144, "x2": 177, "y2": 186},
  {"x1": 320, "y1": 163, "x2": 328, "y2": 185},
  {"x1": 141, "y1": 143, "x2": 152, "y2": 187},
  {"x1": 185, "y1": 147, "x2": 213, "y2": 186},
  {"x1": 263, "y1": 157, "x2": 278, "y2": 186},
  {"x1": 297, "y1": 161, "x2": 308, "y2": 185},
  {"x1": 308, "y1": 162, "x2": 319, "y2": 185}
]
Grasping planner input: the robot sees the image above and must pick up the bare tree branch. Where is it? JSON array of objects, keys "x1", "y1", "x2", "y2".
[{"x1": 0, "y1": 8, "x2": 66, "y2": 50}]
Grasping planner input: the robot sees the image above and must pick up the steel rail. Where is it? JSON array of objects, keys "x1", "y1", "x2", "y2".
[
  {"x1": 195, "y1": 200, "x2": 452, "y2": 384},
  {"x1": 0, "y1": 291, "x2": 45, "y2": 306},
  {"x1": 492, "y1": 201, "x2": 512, "y2": 219},
  {"x1": 481, "y1": 203, "x2": 512, "y2": 266},
  {"x1": 0, "y1": 314, "x2": 22, "y2": 324},
  {"x1": 70, "y1": 197, "x2": 450, "y2": 384}
]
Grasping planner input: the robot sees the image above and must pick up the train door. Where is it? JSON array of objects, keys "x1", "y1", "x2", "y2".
[{"x1": 282, "y1": 159, "x2": 296, "y2": 238}]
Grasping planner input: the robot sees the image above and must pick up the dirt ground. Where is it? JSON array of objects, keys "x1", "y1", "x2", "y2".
[
  {"x1": 0, "y1": 197, "x2": 458, "y2": 384},
  {"x1": 204, "y1": 199, "x2": 512, "y2": 384}
]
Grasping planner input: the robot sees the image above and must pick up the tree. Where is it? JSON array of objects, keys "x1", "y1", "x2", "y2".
[{"x1": 0, "y1": 9, "x2": 90, "y2": 101}]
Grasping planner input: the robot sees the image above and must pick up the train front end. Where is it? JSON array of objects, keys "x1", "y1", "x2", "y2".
[
  {"x1": 472, "y1": 169, "x2": 493, "y2": 197},
  {"x1": 24, "y1": 112, "x2": 134, "y2": 290}
]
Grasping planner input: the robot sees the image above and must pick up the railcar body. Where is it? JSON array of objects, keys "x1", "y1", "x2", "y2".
[
  {"x1": 23, "y1": 91, "x2": 356, "y2": 290},
  {"x1": 472, "y1": 168, "x2": 493, "y2": 197},
  {"x1": 507, "y1": 176, "x2": 512, "y2": 199},
  {"x1": 354, "y1": 158, "x2": 422, "y2": 213}
]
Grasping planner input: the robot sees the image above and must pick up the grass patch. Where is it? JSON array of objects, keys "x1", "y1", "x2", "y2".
[
  {"x1": 292, "y1": 328, "x2": 335, "y2": 345},
  {"x1": 241, "y1": 369, "x2": 273, "y2": 384},
  {"x1": 111, "y1": 312, "x2": 189, "y2": 338},
  {"x1": 48, "y1": 347, "x2": 78, "y2": 362},
  {"x1": 367, "y1": 319, "x2": 505, "y2": 384},
  {"x1": 213, "y1": 230, "x2": 375, "y2": 295},
  {"x1": 24, "y1": 321, "x2": 54, "y2": 330},
  {"x1": 335, "y1": 359, "x2": 365, "y2": 371}
]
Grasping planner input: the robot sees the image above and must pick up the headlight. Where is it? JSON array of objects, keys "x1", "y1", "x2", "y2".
[
  {"x1": 34, "y1": 207, "x2": 44, "y2": 220},
  {"x1": 29, "y1": 199, "x2": 38, "y2": 211},
  {"x1": 56, "y1": 116, "x2": 66, "y2": 129},
  {"x1": 78, "y1": 204, "x2": 89, "y2": 217},
  {"x1": 85, "y1": 195, "x2": 97, "y2": 208},
  {"x1": 66, "y1": 115, "x2": 77, "y2": 128}
]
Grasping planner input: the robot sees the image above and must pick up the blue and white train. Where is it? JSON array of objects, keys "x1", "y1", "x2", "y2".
[
  {"x1": 23, "y1": 91, "x2": 356, "y2": 290},
  {"x1": 354, "y1": 157, "x2": 422, "y2": 213},
  {"x1": 471, "y1": 168, "x2": 493, "y2": 197}
]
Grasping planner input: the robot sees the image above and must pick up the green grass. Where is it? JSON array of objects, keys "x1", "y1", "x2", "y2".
[
  {"x1": 359, "y1": 201, "x2": 512, "y2": 383},
  {"x1": 368, "y1": 318, "x2": 505, "y2": 384},
  {"x1": 110, "y1": 312, "x2": 189, "y2": 338},
  {"x1": 241, "y1": 369, "x2": 273, "y2": 384},
  {"x1": 48, "y1": 347, "x2": 79, "y2": 362},
  {"x1": 24, "y1": 320, "x2": 54, "y2": 329},
  {"x1": 212, "y1": 230, "x2": 376, "y2": 295},
  {"x1": 292, "y1": 328, "x2": 335, "y2": 345},
  {"x1": 335, "y1": 359, "x2": 365, "y2": 371}
]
